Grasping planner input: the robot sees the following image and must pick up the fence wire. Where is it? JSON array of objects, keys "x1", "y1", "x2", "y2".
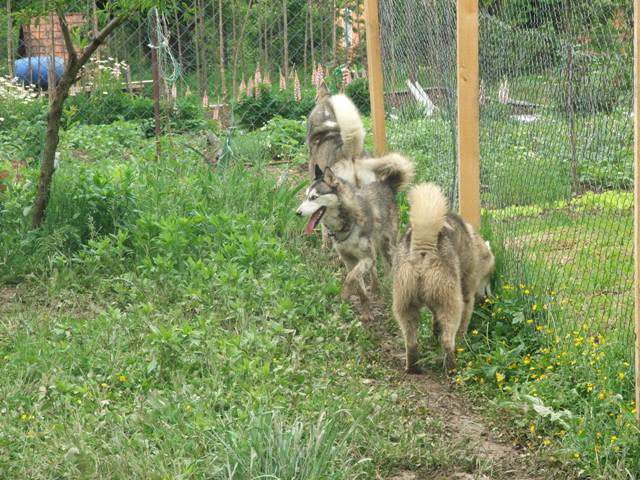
[
  {"x1": 1, "y1": 1, "x2": 369, "y2": 167},
  {"x1": 381, "y1": 0, "x2": 634, "y2": 358}
]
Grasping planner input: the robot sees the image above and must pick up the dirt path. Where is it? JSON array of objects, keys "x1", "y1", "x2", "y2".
[{"x1": 374, "y1": 319, "x2": 567, "y2": 480}]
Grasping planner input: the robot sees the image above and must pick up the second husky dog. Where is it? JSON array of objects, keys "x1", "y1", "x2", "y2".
[
  {"x1": 297, "y1": 154, "x2": 415, "y2": 322},
  {"x1": 306, "y1": 84, "x2": 375, "y2": 187},
  {"x1": 392, "y1": 183, "x2": 495, "y2": 373}
]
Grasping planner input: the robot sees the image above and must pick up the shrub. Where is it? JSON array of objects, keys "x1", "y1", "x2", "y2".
[
  {"x1": 345, "y1": 78, "x2": 371, "y2": 115},
  {"x1": 554, "y1": 52, "x2": 630, "y2": 115},
  {"x1": 0, "y1": 88, "x2": 48, "y2": 162},
  {"x1": 260, "y1": 116, "x2": 306, "y2": 162},
  {"x1": 63, "y1": 89, "x2": 208, "y2": 135},
  {"x1": 233, "y1": 86, "x2": 315, "y2": 130}
]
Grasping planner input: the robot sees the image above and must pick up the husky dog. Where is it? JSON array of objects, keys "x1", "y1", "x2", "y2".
[
  {"x1": 306, "y1": 84, "x2": 375, "y2": 187},
  {"x1": 297, "y1": 154, "x2": 415, "y2": 322},
  {"x1": 392, "y1": 183, "x2": 495, "y2": 373}
]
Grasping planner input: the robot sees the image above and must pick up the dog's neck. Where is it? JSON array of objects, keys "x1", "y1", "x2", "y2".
[{"x1": 322, "y1": 204, "x2": 354, "y2": 241}]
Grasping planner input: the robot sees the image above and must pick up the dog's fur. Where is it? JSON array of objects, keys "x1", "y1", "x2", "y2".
[
  {"x1": 306, "y1": 84, "x2": 375, "y2": 187},
  {"x1": 297, "y1": 154, "x2": 415, "y2": 322},
  {"x1": 392, "y1": 183, "x2": 495, "y2": 373}
]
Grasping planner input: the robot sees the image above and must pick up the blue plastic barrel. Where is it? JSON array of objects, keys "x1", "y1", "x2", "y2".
[{"x1": 14, "y1": 56, "x2": 65, "y2": 89}]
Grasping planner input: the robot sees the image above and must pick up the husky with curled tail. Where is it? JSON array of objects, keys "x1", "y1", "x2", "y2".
[
  {"x1": 392, "y1": 183, "x2": 495, "y2": 373},
  {"x1": 306, "y1": 83, "x2": 375, "y2": 187},
  {"x1": 296, "y1": 154, "x2": 415, "y2": 322}
]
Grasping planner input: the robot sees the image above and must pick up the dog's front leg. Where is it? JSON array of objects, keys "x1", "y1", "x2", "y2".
[{"x1": 342, "y1": 257, "x2": 375, "y2": 322}]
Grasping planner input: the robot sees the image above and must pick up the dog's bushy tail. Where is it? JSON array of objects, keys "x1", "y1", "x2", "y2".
[
  {"x1": 361, "y1": 153, "x2": 415, "y2": 193},
  {"x1": 329, "y1": 94, "x2": 365, "y2": 160},
  {"x1": 408, "y1": 183, "x2": 448, "y2": 253}
]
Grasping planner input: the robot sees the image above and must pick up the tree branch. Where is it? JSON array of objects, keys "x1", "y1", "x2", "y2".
[
  {"x1": 78, "y1": 14, "x2": 127, "y2": 66},
  {"x1": 57, "y1": 12, "x2": 77, "y2": 63}
]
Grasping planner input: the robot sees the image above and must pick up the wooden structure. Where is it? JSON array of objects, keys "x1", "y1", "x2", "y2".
[
  {"x1": 364, "y1": 0, "x2": 386, "y2": 155},
  {"x1": 456, "y1": 0, "x2": 480, "y2": 229},
  {"x1": 18, "y1": 13, "x2": 85, "y2": 60}
]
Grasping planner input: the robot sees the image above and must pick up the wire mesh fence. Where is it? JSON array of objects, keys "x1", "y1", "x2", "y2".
[
  {"x1": 1, "y1": 1, "x2": 371, "y2": 168},
  {"x1": 380, "y1": 0, "x2": 634, "y2": 377}
]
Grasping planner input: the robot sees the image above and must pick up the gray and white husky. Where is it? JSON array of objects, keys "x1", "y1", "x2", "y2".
[
  {"x1": 306, "y1": 83, "x2": 375, "y2": 187},
  {"x1": 296, "y1": 154, "x2": 415, "y2": 322}
]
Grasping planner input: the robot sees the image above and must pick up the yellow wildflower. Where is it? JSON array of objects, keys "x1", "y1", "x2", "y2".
[
  {"x1": 495, "y1": 372, "x2": 505, "y2": 383},
  {"x1": 118, "y1": 374, "x2": 127, "y2": 382},
  {"x1": 610, "y1": 435, "x2": 618, "y2": 443},
  {"x1": 618, "y1": 372, "x2": 625, "y2": 380},
  {"x1": 543, "y1": 438, "x2": 551, "y2": 446},
  {"x1": 472, "y1": 329, "x2": 478, "y2": 335},
  {"x1": 529, "y1": 424, "x2": 536, "y2": 434}
]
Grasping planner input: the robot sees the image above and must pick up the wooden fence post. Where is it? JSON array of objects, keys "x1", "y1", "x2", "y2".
[
  {"x1": 634, "y1": 0, "x2": 640, "y2": 422},
  {"x1": 456, "y1": 0, "x2": 480, "y2": 229},
  {"x1": 364, "y1": 0, "x2": 386, "y2": 156}
]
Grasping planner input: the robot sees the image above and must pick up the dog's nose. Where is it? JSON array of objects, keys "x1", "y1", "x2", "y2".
[{"x1": 296, "y1": 210, "x2": 302, "y2": 216}]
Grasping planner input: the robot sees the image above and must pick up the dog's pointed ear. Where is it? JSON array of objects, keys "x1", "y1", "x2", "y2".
[
  {"x1": 316, "y1": 81, "x2": 329, "y2": 101},
  {"x1": 324, "y1": 167, "x2": 338, "y2": 187},
  {"x1": 314, "y1": 164, "x2": 324, "y2": 180}
]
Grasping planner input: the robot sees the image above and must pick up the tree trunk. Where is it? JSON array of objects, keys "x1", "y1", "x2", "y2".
[
  {"x1": 48, "y1": 13, "x2": 55, "y2": 103},
  {"x1": 218, "y1": 0, "x2": 227, "y2": 98},
  {"x1": 332, "y1": 0, "x2": 337, "y2": 65},
  {"x1": 32, "y1": 14, "x2": 126, "y2": 228},
  {"x1": 232, "y1": 0, "x2": 253, "y2": 97},
  {"x1": 194, "y1": 6, "x2": 202, "y2": 95},
  {"x1": 320, "y1": 3, "x2": 326, "y2": 67},
  {"x1": 303, "y1": 4, "x2": 309, "y2": 85},
  {"x1": 199, "y1": 0, "x2": 208, "y2": 94},
  {"x1": 309, "y1": 0, "x2": 315, "y2": 71},
  {"x1": 282, "y1": 0, "x2": 289, "y2": 79},
  {"x1": 92, "y1": 0, "x2": 100, "y2": 62},
  {"x1": 7, "y1": 0, "x2": 14, "y2": 78}
]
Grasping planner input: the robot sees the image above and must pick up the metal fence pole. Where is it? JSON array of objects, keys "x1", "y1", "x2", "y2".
[
  {"x1": 364, "y1": 0, "x2": 386, "y2": 156},
  {"x1": 456, "y1": 0, "x2": 480, "y2": 229},
  {"x1": 634, "y1": 0, "x2": 640, "y2": 422}
]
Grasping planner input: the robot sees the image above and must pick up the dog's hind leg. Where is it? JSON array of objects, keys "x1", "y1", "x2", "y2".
[
  {"x1": 393, "y1": 300, "x2": 422, "y2": 374},
  {"x1": 458, "y1": 294, "x2": 475, "y2": 338},
  {"x1": 380, "y1": 235, "x2": 394, "y2": 275},
  {"x1": 433, "y1": 297, "x2": 463, "y2": 373}
]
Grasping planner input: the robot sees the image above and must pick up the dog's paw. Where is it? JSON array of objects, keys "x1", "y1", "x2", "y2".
[
  {"x1": 340, "y1": 286, "x2": 352, "y2": 301},
  {"x1": 360, "y1": 311, "x2": 375, "y2": 323}
]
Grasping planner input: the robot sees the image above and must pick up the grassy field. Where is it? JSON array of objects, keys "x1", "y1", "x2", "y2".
[
  {"x1": 0, "y1": 124, "x2": 557, "y2": 479},
  {"x1": 1, "y1": 90, "x2": 638, "y2": 478}
]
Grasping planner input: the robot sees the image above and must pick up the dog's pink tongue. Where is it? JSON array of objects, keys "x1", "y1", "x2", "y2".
[{"x1": 304, "y1": 209, "x2": 322, "y2": 236}]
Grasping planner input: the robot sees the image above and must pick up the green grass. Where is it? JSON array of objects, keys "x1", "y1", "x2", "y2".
[
  {"x1": 0, "y1": 123, "x2": 489, "y2": 479},
  {"x1": 1, "y1": 96, "x2": 637, "y2": 479}
]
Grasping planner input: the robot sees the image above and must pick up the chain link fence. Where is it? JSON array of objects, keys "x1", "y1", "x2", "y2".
[
  {"x1": 380, "y1": 0, "x2": 634, "y2": 403},
  {"x1": 1, "y1": 1, "x2": 370, "y2": 168}
]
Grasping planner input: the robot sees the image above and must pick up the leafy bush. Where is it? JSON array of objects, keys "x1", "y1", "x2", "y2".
[
  {"x1": 554, "y1": 53, "x2": 629, "y2": 115},
  {"x1": 260, "y1": 116, "x2": 306, "y2": 162},
  {"x1": 345, "y1": 78, "x2": 371, "y2": 115},
  {"x1": 233, "y1": 86, "x2": 315, "y2": 130},
  {"x1": 63, "y1": 89, "x2": 208, "y2": 134},
  {"x1": 59, "y1": 120, "x2": 145, "y2": 161},
  {"x1": 456, "y1": 280, "x2": 639, "y2": 478},
  {"x1": 0, "y1": 94, "x2": 48, "y2": 162},
  {"x1": 42, "y1": 160, "x2": 139, "y2": 249}
]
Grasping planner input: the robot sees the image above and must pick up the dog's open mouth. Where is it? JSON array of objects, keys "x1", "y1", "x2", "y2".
[{"x1": 304, "y1": 207, "x2": 326, "y2": 235}]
